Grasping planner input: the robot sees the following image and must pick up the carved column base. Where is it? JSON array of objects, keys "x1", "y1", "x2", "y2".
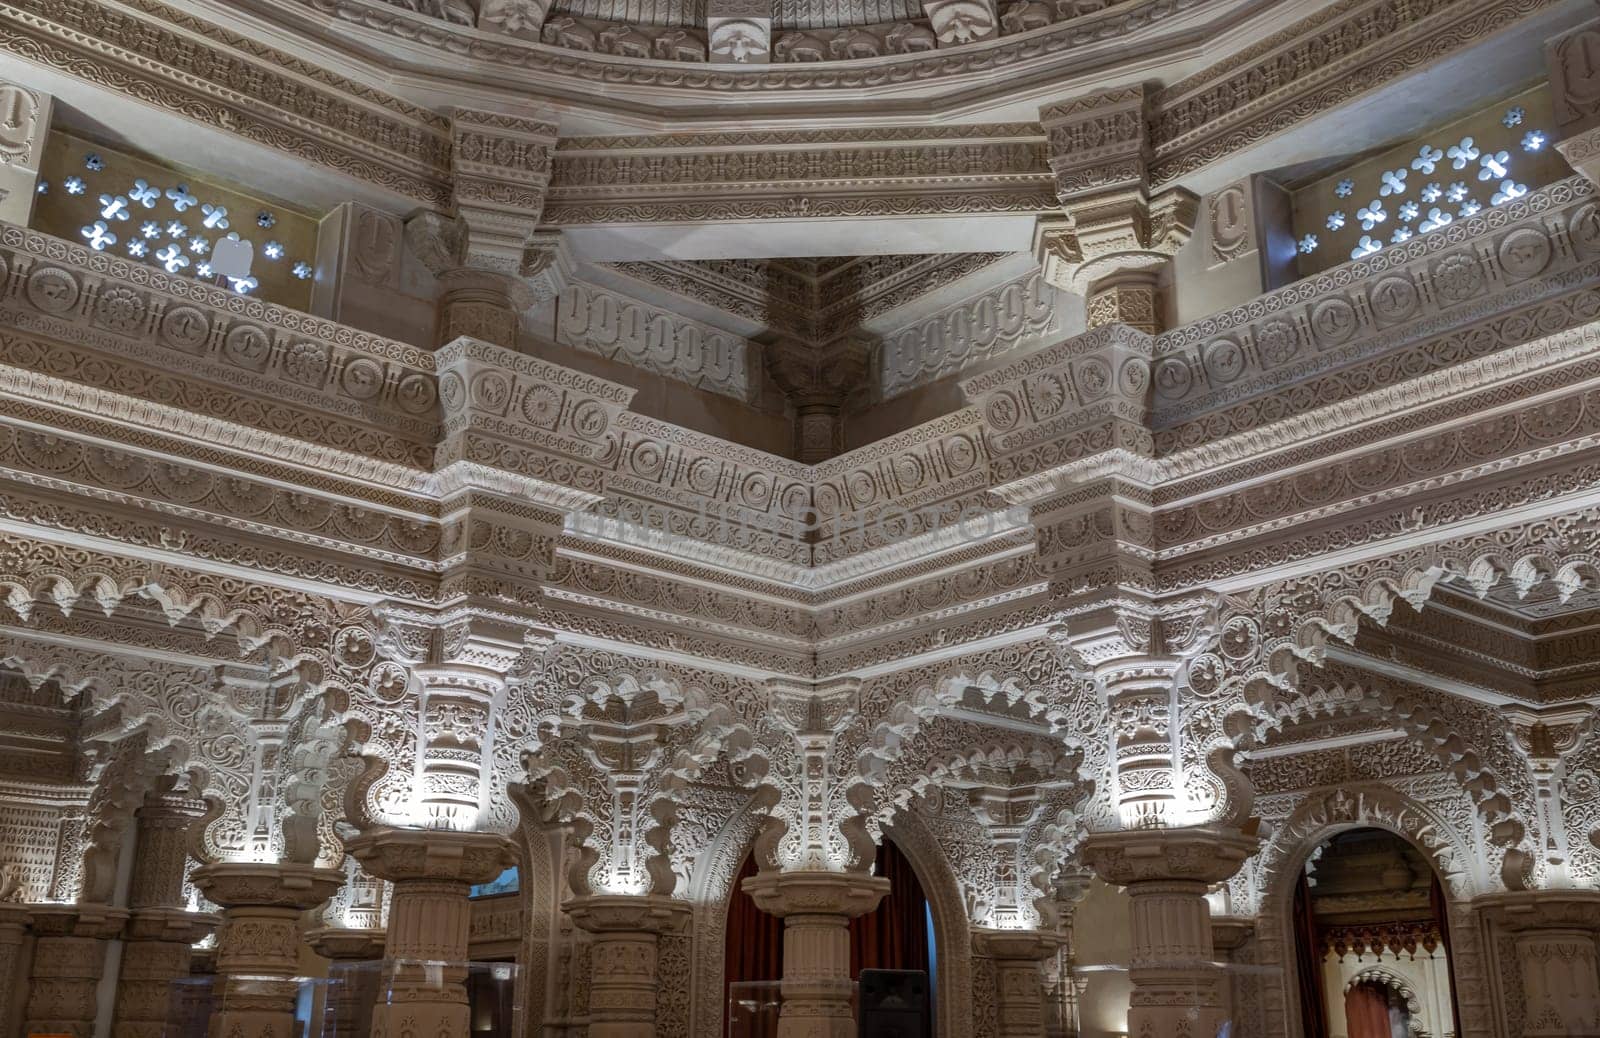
[
  {"x1": 23, "y1": 903, "x2": 128, "y2": 1038},
  {"x1": 566, "y1": 895, "x2": 692, "y2": 1038},
  {"x1": 1081, "y1": 826, "x2": 1259, "y2": 1038},
  {"x1": 1478, "y1": 890, "x2": 1600, "y2": 1038},
  {"x1": 112, "y1": 907, "x2": 218, "y2": 1038},
  {"x1": 346, "y1": 827, "x2": 517, "y2": 1038},
  {"x1": 744, "y1": 871, "x2": 890, "y2": 1038},
  {"x1": 191, "y1": 861, "x2": 345, "y2": 1038},
  {"x1": 974, "y1": 930, "x2": 1059, "y2": 1038}
]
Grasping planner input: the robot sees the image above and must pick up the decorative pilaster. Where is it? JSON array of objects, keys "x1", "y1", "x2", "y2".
[
  {"x1": 346, "y1": 826, "x2": 517, "y2": 1038},
  {"x1": 190, "y1": 861, "x2": 345, "y2": 1038},
  {"x1": 565, "y1": 895, "x2": 692, "y2": 1038},
  {"x1": 1037, "y1": 86, "x2": 1195, "y2": 332},
  {"x1": 743, "y1": 871, "x2": 890, "y2": 1038},
  {"x1": 114, "y1": 791, "x2": 216, "y2": 1038},
  {"x1": 973, "y1": 930, "x2": 1059, "y2": 1038},
  {"x1": 1080, "y1": 826, "x2": 1259, "y2": 1038},
  {"x1": 23, "y1": 903, "x2": 129, "y2": 1038},
  {"x1": 1504, "y1": 705, "x2": 1595, "y2": 883},
  {"x1": 0, "y1": 77, "x2": 52, "y2": 225},
  {"x1": 1477, "y1": 890, "x2": 1600, "y2": 1038}
]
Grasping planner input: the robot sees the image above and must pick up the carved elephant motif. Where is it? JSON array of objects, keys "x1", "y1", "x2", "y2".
[
  {"x1": 883, "y1": 22, "x2": 937, "y2": 52},
  {"x1": 599, "y1": 25, "x2": 653, "y2": 57},
  {"x1": 542, "y1": 16, "x2": 597, "y2": 50},
  {"x1": 828, "y1": 28, "x2": 884, "y2": 59},
  {"x1": 774, "y1": 31, "x2": 829, "y2": 62},
  {"x1": 653, "y1": 28, "x2": 707, "y2": 61},
  {"x1": 1000, "y1": 0, "x2": 1053, "y2": 33}
]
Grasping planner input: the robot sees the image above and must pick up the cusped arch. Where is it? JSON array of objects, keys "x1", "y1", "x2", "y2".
[
  {"x1": 1250, "y1": 783, "x2": 1493, "y2": 1038},
  {"x1": 1344, "y1": 967, "x2": 1428, "y2": 1038}
]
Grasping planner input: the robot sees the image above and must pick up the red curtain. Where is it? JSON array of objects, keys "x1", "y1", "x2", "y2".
[
  {"x1": 849, "y1": 837, "x2": 931, "y2": 979},
  {"x1": 724, "y1": 852, "x2": 785, "y2": 1037},
  {"x1": 1344, "y1": 981, "x2": 1393, "y2": 1038},
  {"x1": 1293, "y1": 871, "x2": 1329, "y2": 1038}
]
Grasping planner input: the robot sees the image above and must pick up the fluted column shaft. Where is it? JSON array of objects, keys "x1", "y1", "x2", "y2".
[
  {"x1": 346, "y1": 827, "x2": 516, "y2": 1038},
  {"x1": 24, "y1": 904, "x2": 128, "y2": 1038},
  {"x1": 114, "y1": 794, "x2": 214, "y2": 1038},
  {"x1": 191, "y1": 861, "x2": 345, "y2": 1038},
  {"x1": 1081, "y1": 827, "x2": 1258, "y2": 1038},
  {"x1": 744, "y1": 871, "x2": 890, "y2": 1038}
]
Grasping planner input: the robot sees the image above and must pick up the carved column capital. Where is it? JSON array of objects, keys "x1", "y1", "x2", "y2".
[
  {"x1": 743, "y1": 870, "x2": 890, "y2": 920},
  {"x1": 1080, "y1": 825, "x2": 1258, "y2": 889},
  {"x1": 345, "y1": 826, "x2": 518, "y2": 887},
  {"x1": 1475, "y1": 889, "x2": 1600, "y2": 933},
  {"x1": 307, "y1": 925, "x2": 387, "y2": 960}
]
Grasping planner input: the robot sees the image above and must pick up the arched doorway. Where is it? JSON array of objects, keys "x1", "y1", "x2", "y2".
[
  {"x1": 723, "y1": 837, "x2": 936, "y2": 1035},
  {"x1": 1290, "y1": 828, "x2": 1460, "y2": 1038}
]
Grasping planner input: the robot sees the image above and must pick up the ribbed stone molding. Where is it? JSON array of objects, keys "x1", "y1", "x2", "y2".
[
  {"x1": 973, "y1": 929, "x2": 1060, "y2": 1038},
  {"x1": 1080, "y1": 826, "x2": 1259, "y2": 1038},
  {"x1": 23, "y1": 903, "x2": 129, "y2": 1038},
  {"x1": 113, "y1": 908, "x2": 217, "y2": 1038},
  {"x1": 1476, "y1": 890, "x2": 1600, "y2": 1038},
  {"x1": 0, "y1": 904, "x2": 30, "y2": 1031},
  {"x1": 566, "y1": 894, "x2": 693, "y2": 1038},
  {"x1": 346, "y1": 827, "x2": 517, "y2": 1038},
  {"x1": 191, "y1": 861, "x2": 345, "y2": 1038},
  {"x1": 309, "y1": 927, "x2": 387, "y2": 1038},
  {"x1": 743, "y1": 870, "x2": 891, "y2": 1038}
]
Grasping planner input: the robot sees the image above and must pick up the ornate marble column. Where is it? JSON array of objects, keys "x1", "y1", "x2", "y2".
[
  {"x1": 113, "y1": 792, "x2": 216, "y2": 1038},
  {"x1": 743, "y1": 870, "x2": 889, "y2": 1038},
  {"x1": 974, "y1": 930, "x2": 1059, "y2": 1038},
  {"x1": 346, "y1": 826, "x2": 517, "y2": 1038},
  {"x1": 1080, "y1": 826, "x2": 1259, "y2": 1038},
  {"x1": 565, "y1": 894, "x2": 692, "y2": 1038},
  {"x1": 1478, "y1": 890, "x2": 1600, "y2": 1038},
  {"x1": 23, "y1": 903, "x2": 128, "y2": 1038},
  {"x1": 1036, "y1": 86, "x2": 1195, "y2": 333},
  {"x1": 309, "y1": 926, "x2": 386, "y2": 1038},
  {"x1": 190, "y1": 861, "x2": 345, "y2": 1038},
  {"x1": 0, "y1": 902, "x2": 30, "y2": 1027},
  {"x1": 409, "y1": 110, "x2": 563, "y2": 348}
]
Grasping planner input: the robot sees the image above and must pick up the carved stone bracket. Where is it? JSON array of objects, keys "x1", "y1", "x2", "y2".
[{"x1": 1038, "y1": 85, "x2": 1196, "y2": 332}]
